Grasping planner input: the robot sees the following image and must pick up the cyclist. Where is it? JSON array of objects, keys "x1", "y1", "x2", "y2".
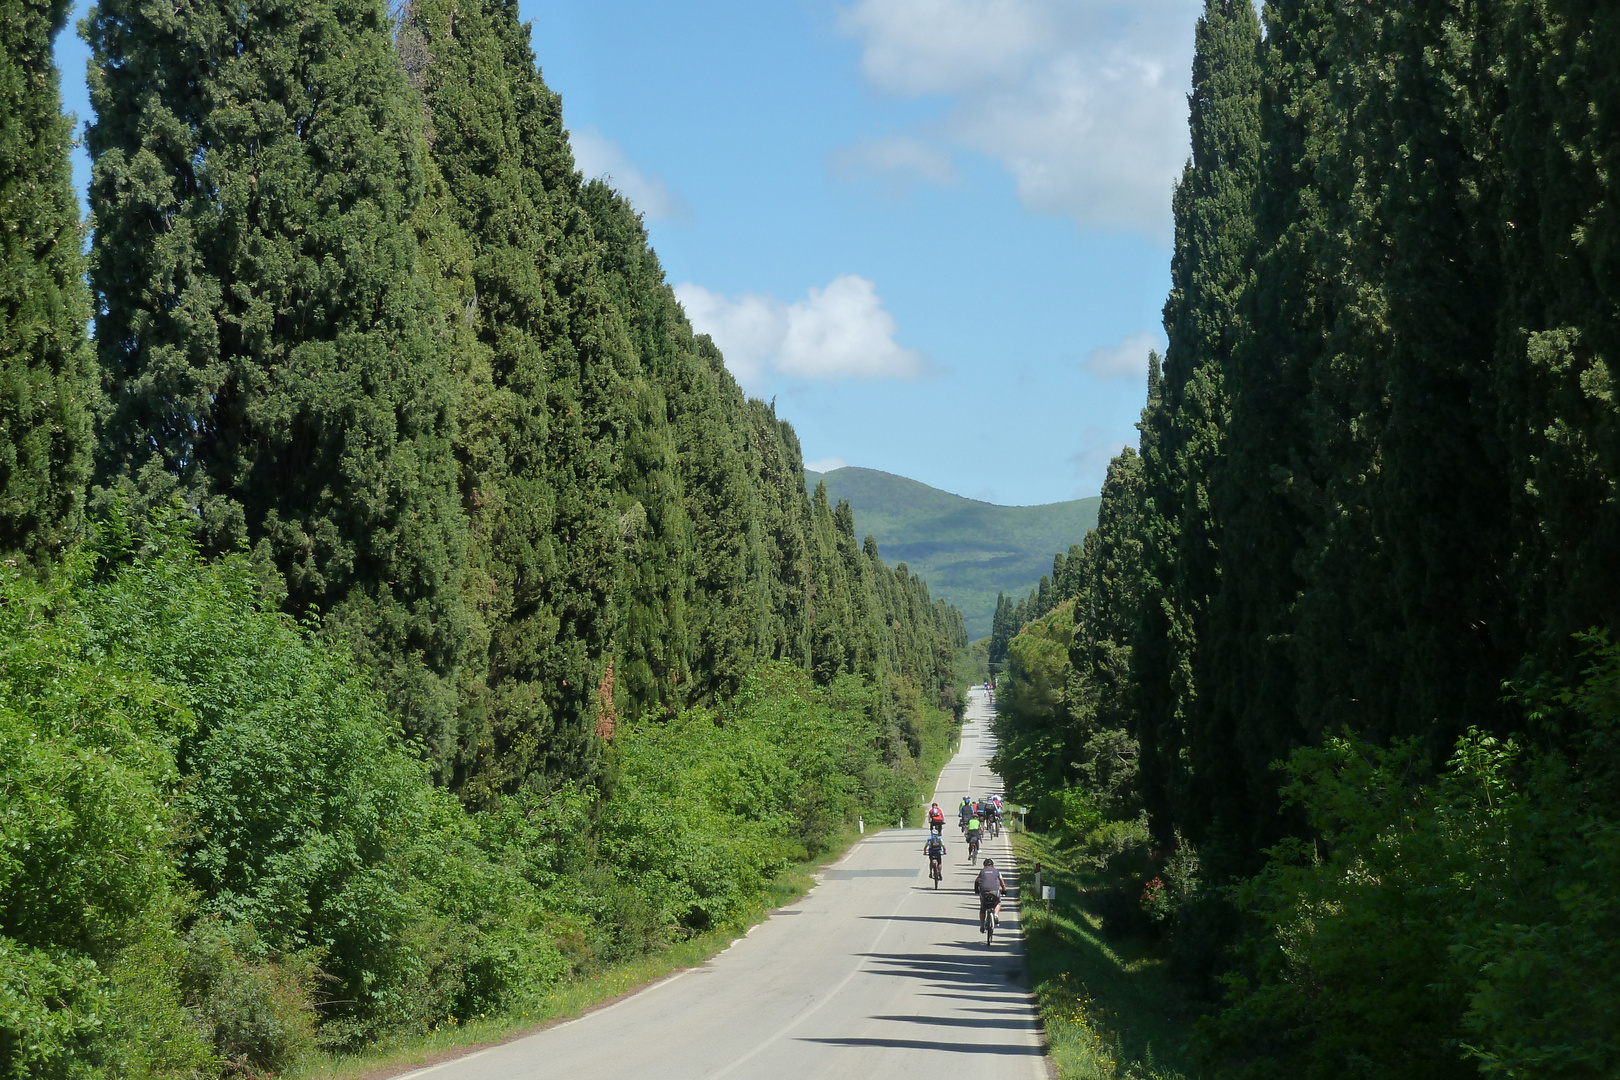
[
  {"x1": 923, "y1": 832, "x2": 947, "y2": 885},
  {"x1": 959, "y1": 797, "x2": 972, "y2": 832},
  {"x1": 974, "y1": 858, "x2": 1006, "y2": 936},
  {"x1": 928, "y1": 802, "x2": 945, "y2": 835},
  {"x1": 965, "y1": 812, "x2": 982, "y2": 859}
]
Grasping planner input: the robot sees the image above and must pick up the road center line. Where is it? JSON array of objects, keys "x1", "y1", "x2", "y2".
[{"x1": 701, "y1": 846, "x2": 918, "y2": 1080}]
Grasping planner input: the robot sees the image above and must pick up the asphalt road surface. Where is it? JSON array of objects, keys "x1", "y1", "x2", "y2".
[{"x1": 400, "y1": 686, "x2": 1048, "y2": 1080}]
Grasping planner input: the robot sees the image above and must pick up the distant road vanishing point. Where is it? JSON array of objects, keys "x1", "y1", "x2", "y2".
[{"x1": 396, "y1": 687, "x2": 1048, "y2": 1080}]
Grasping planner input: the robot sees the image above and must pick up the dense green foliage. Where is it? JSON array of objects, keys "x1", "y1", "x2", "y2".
[
  {"x1": 0, "y1": 520, "x2": 958, "y2": 1073},
  {"x1": 993, "y1": 448, "x2": 1147, "y2": 818},
  {"x1": 84, "y1": 0, "x2": 473, "y2": 760},
  {"x1": 1205, "y1": 644, "x2": 1620, "y2": 1079},
  {"x1": 0, "y1": 0, "x2": 96, "y2": 566},
  {"x1": 1134, "y1": 0, "x2": 1260, "y2": 848},
  {"x1": 1, "y1": 0, "x2": 970, "y2": 1070},
  {"x1": 78, "y1": 0, "x2": 965, "y2": 792},
  {"x1": 807, "y1": 466, "x2": 1099, "y2": 640},
  {"x1": 996, "y1": 1, "x2": 1620, "y2": 1076}
]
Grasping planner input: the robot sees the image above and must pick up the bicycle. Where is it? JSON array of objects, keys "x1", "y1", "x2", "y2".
[
  {"x1": 967, "y1": 834, "x2": 980, "y2": 862},
  {"x1": 979, "y1": 893, "x2": 1000, "y2": 944},
  {"x1": 929, "y1": 855, "x2": 943, "y2": 888}
]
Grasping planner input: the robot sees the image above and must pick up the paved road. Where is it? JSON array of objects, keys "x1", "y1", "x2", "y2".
[{"x1": 403, "y1": 687, "x2": 1047, "y2": 1080}]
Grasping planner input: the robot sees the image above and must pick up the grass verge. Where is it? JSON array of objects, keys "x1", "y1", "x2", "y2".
[{"x1": 1013, "y1": 829, "x2": 1203, "y2": 1080}]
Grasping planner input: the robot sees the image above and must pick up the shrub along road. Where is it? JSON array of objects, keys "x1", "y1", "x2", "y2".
[{"x1": 398, "y1": 688, "x2": 1046, "y2": 1079}]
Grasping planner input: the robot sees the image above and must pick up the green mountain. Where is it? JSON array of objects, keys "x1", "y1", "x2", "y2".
[{"x1": 805, "y1": 467, "x2": 1099, "y2": 639}]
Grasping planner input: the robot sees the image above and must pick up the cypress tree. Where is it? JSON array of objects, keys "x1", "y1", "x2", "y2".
[
  {"x1": 0, "y1": 0, "x2": 96, "y2": 564},
  {"x1": 1133, "y1": 0, "x2": 1261, "y2": 840},
  {"x1": 1183, "y1": 0, "x2": 1341, "y2": 857},
  {"x1": 1295, "y1": 0, "x2": 1513, "y2": 756},
  {"x1": 580, "y1": 187, "x2": 773, "y2": 709},
  {"x1": 989, "y1": 592, "x2": 1013, "y2": 667},
  {"x1": 741, "y1": 396, "x2": 813, "y2": 665},
  {"x1": 1074, "y1": 446, "x2": 1147, "y2": 735},
  {"x1": 806, "y1": 480, "x2": 857, "y2": 683},
  {"x1": 85, "y1": 0, "x2": 470, "y2": 763},
  {"x1": 1496, "y1": 0, "x2": 1620, "y2": 720},
  {"x1": 404, "y1": 0, "x2": 640, "y2": 791}
]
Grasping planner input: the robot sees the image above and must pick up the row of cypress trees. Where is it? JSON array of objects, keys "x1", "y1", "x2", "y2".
[
  {"x1": 996, "y1": 0, "x2": 1618, "y2": 901},
  {"x1": 986, "y1": 5, "x2": 1618, "y2": 1068},
  {"x1": 3, "y1": 0, "x2": 966, "y2": 798},
  {"x1": 1128, "y1": 0, "x2": 1619, "y2": 867},
  {"x1": 986, "y1": 542, "x2": 1089, "y2": 671}
]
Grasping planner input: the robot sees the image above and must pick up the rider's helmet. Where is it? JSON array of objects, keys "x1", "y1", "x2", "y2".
[{"x1": 984, "y1": 859, "x2": 994, "y2": 867}]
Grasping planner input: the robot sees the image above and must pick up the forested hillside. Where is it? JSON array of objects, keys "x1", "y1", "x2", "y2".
[
  {"x1": 0, "y1": 0, "x2": 968, "y2": 1072},
  {"x1": 805, "y1": 466, "x2": 1100, "y2": 638},
  {"x1": 994, "y1": 1, "x2": 1620, "y2": 1077}
]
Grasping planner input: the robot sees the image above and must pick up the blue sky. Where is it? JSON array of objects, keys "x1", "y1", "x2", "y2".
[{"x1": 55, "y1": 0, "x2": 1204, "y2": 506}]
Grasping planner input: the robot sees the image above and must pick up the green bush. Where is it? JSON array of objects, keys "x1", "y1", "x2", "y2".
[
  {"x1": 1, "y1": 512, "x2": 960, "y2": 1069},
  {"x1": 0, "y1": 557, "x2": 212, "y2": 1079},
  {"x1": 1200, "y1": 638, "x2": 1620, "y2": 1079},
  {"x1": 73, "y1": 511, "x2": 570, "y2": 1044},
  {"x1": 183, "y1": 920, "x2": 317, "y2": 1076}
]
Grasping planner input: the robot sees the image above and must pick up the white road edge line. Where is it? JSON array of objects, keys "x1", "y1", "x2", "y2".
[
  {"x1": 700, "y1": 867, "x2": 916, "y2": 1080},
  {"x1": 389, "y1": 969, "x2": 695, "y2": 1080}
]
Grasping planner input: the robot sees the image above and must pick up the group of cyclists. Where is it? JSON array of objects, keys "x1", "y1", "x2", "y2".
[
  {"x1": 958, "y1": 794, "x2": 1002, "y2": 853},
  {"x1": 921, "y1": 795, "x2": 1008, "y2": 942}
]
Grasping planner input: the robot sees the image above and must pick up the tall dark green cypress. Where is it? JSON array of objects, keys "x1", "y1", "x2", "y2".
[
  {"x1": 403, "y1": 0, "x2": 635, "y2": 792},
  {"x1": 741, "y1": 396, "x2": 813, "y2": 665},
  {"x1": 1294, "y1": 0, "x2": 1513, "y2": 756},
  {"x1": 1180, "y1": 0, "x2": 1341, "y2": 857},
  {"x1": 989, "y1": 592, "x2": 1014, "y2": 667},
  {"x1": 0, "y1": 0, "x2": 95, "y2": 565},
  {"x1": 1133, "y1": 0, "x2": 1261, "y2": 841},
  {"x1": 85, "y1": 0, "x2": 470, "y2": 763},
  {"x1": 579, "y1": 189, "x2": 773, "y2": 710},
  {"x1": 1496, "y1": 0, "x2": 1620, "y2": 722}
]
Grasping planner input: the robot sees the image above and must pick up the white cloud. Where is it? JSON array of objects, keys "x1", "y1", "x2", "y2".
[
  {"x1": 1086, "y1": 330, "x2": 1164, "y2": 381},
  {"x1": 571, "y1": 129, "x2": 691, "y2": 222},
  {"x1": 804, "y1": 456, "x2": 849, "y2": 473},
  {"x1": 674, "y1": 275, "x2": 927, "y2": 387},
  {"x1": 837, "y1": 0, "x2": 1200, "y2": 242},
  {"x1": 842, "y1": 0, "x2": 1045, "y2": 93},
  {"x1": 828, "y1": 136, "x2": 958, "y2": 194}
]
